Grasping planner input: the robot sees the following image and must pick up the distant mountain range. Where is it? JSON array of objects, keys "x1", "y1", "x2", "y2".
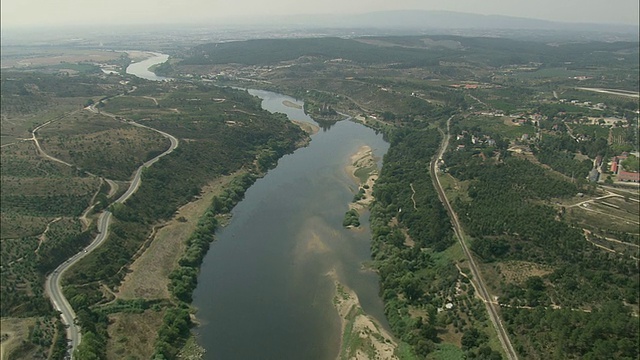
[
  {"x1": 227, "y1": 10, "x2": 638, "y2": 35},
  {"x1": 2, "y1": 10, "x2": 637, "y2": 46}
]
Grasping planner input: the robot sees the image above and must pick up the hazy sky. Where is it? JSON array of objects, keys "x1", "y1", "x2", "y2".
[{"x1": 2, "y1": 0, "x2": 639, "y2": 28}]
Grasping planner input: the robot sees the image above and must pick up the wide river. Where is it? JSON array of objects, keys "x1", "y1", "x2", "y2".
[
  {"x1": 124, "y1": 55, "x2": 389, "y2": 359},
  {"x1": 125, "y1": 52, "x2": 171, "y2": 81},
  {"x1": 192, "y1": 90, "x2": 390, "y2": 359}
]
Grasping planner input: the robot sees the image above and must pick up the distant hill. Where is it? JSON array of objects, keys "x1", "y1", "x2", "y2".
[
  {"x1": 182, "y1": 35, "x2": 639, "y2": 68},
  {"x1": 229, "y1": 10, "x2": 638, "y2": 36}
]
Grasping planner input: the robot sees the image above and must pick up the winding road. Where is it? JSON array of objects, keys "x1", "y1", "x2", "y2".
[
  {"x1": 431, "y1": 116, "x2": 519, "y2": 360},
  {"x1": 44, "y1": 104, "x2": 178, "y2": 359}
]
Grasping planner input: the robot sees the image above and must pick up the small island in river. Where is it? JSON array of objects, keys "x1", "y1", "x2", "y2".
[
  {"x1": 282, "y1": 100, "x2": 303, "y2": 109},
  {"x1": 330, "y1": 271, "x2": 399, "y2": 360},
  {"x1": 343, "y1": 145, "x2": 379, "y2": 228}
]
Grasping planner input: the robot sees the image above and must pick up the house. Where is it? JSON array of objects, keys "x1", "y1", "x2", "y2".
[
  {"x1": 611, "y1": 161, "x2": 619, "y2": 174},
  {"x1": 618, "y1": 171, "x2": 640, "y2": 183},
  {"x1": 588, "y1": 169, "x2": 600, "y2": 183}
]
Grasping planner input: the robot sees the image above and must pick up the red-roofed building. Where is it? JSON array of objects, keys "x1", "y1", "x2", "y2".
[{"x1": 618, "y1": 171, "x2": 640, "y2": 183}]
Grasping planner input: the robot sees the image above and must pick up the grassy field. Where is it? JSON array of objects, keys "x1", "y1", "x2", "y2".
[
  {"x1": 1, "y1": 48, "x2": 122, "y2": 68},
  {"x1": 106, "y1": 309, "x2": 166, "y2": 360},
  {"x1": 462, "y1": 115, "x2": 535, "y2": 139},
  {"x1": 427, "y1": 343, "x2": 466, "y2": 360},
  {"x1": 0, "y1": 317, "x2": 36, "y2": 359},
  {"x1": 566, "y1": 201, "x2": 639, "y2": 235},
  {"x1": 117, "y1": 171, "x2": 245, "y2": 300},
  {"x1": 437, "y1": 173, "x2": 471, "y2": 204},
  {"x1": 570, "y1": 124, "x2": 610, "y2": 139}
]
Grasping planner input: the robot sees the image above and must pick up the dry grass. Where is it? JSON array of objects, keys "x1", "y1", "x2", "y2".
[
  {"x1": 1, "y1": 50, "x2": 122, "y2": 68},
  {"x1": 106, "y1": 309, "x2": 165, "y2": 360},
  {"x1": 0, "y1": 213, "x2": 53, "y2": 239},
  {"x1": 496, "y1": 261, "x2": 554, "y2": 285},
  {"x1": 0, "y1": 317, "x2": 35, "y2": 360},
  {"x1": 1, "y1": 101, "x2": 85, "y2": 145},
  {"x1": 1, "y1": 177, "x2": 100, "y2": 196},
  {"x1": 566, "y1": 206, "x2": 640, "y2": 234},
  {"x1": 438, "y1": 324, "x2": 463, "y2": 347},
  {"x1": 37, "y1": 112, "x2": 169, "y2": 180},
  {"x1": 117, "y1": 171, "x2": 245, "y2": 300}
]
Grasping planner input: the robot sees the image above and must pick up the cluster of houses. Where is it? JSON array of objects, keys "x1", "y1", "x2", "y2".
[
  {"x1": 558, "y1": 99, "x2": 607, "y2": 110},
  {"x1": 610, "y1": 153, "x2": 640, "y2": 183},
  {"x1": 455, "y1": 131, "x2": 497, "y2": 151}
]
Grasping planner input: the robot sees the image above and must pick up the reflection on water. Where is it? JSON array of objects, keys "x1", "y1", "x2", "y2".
[{"x1": 192, "y1": 89, "x2": 389, "y2": 359}]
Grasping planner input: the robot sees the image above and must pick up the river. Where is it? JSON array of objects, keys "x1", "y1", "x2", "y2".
[
  {"x1": 192, "y1": 90, "x2": 389, "y2": 359},
  {"x1": 125, "y1": 52, "x2": 171, "y2": 81},
  {"x1": 125, "y1": 55, "x2": 390, "y2": 359}
]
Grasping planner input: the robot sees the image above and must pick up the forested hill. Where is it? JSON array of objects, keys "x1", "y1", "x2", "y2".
[{"x1": 181, "y1": 36, "x2": 639, "y2": 69}]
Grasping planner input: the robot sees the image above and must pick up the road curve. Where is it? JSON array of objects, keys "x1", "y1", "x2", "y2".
[
  {"x1": 430, "y1": 116, "x2": 519, "y2": 360},
  {"x1": 44, "y1": 107, "x2": 178, "y2": 359}
]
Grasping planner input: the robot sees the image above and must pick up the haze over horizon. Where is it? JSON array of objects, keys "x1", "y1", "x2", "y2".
[{"x1": 1, "y1": 0, "x2": 639, "y2": 29}]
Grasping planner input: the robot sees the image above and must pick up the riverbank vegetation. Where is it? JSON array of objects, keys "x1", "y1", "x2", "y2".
[
  {"x1": 2, "y1": 31, "x2": 638, "y2": 359},
  {"x1": 1, "y1": 67, "x2": 306, "y2": 359},
  {"x1": 154, "y1": 33, "x2": 638, "y2": 359},
  {"x1": 64, "y1": 82, "x2": 306, "y2": 359},
  {"x1": 367, "y1": 127, "x2": 503, "y2": 359}
]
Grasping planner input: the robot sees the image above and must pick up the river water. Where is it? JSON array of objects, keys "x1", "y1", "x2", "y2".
[
  {"x1": 192, "y1": 89, "x2": 389, "y2": 359},
  {"x1": 125, "y1": 52, "x2": 171, "y2": 81},
  {"x1": 124, "y1": 55, "x2": 389, "y2": 359}
]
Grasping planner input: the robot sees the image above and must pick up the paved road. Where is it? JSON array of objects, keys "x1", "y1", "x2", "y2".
[
  {"x1": 44, "y1": 105, "x2": 178, "y2": 359},
  {"x1": 576, "y1": 87, "x2": 639, "y2": 98},
  {"x1": 430, "y1": 116, "x2": 519, "y2": 360}
]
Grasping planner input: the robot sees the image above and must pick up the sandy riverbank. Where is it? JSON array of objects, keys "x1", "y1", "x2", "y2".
[
  {"x1": 283, "y1": 100, "x2": 303, "y2": 109},
  {"x1": 345, "y1": 145, "x2": 379, "y2": 212},
  {"x1": 125, "y1": 51, "x2": 158, "y2": 62},
  {"x1": 292, "y1": 120, "x2": 320, "y2": 136},
  {"x1": 329, "y1": 270, "x2": 398, "y2": 360}
]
